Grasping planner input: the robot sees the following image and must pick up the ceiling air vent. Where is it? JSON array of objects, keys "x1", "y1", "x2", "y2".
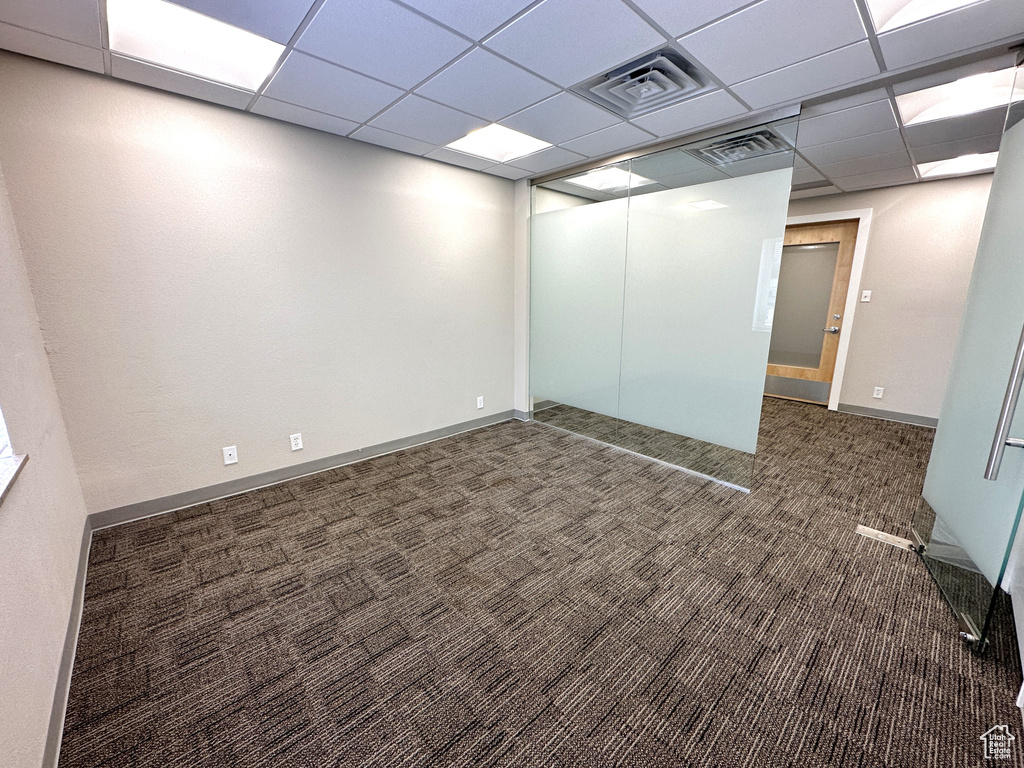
[
  {"x1": 685, "y1": 128, "x2": 791, "y2": 166},
  {"x1": 573, "y1": 50, "x2": 713, "y2": 119}
]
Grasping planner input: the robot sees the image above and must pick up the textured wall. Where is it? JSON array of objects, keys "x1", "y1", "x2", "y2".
[
  {"x1": 0, "y1": 161, "x2": 89, "y2": 766},
  {"x1": 788, "y1": 174, "x2": 992, "y2": 419},
  {"x1": 0, "y1": 52, "x2": 515, "y2": 514}
]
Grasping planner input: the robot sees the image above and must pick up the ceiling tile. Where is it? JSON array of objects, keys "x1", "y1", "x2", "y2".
[
  {"x1": 630, "y1": 90, "x2": 747, "y2": 138},
  {"x1": 797, "y1": 99, "x2": 897, "y2": 147},
  {"x1": 349, "y1": 125, "x2": 435, "y2": 155},
  {"x1": 166, "y1": 0, "x2": 315, "y2": 43},
  {"x1": 560, "y1": 122, "x2": 657, "y2": 157},
  {"x1": 484, "y1": 0, "x2": 666, "y2": 88},
  {"x1": 400, "y1": 0, "x2": 535, "y2": 39},
  {"x1": 835, "y1": 166, "x2": 916, "y2": 190},
  {"x1": 251, "y1": 97, "x2": 359, "y2": 137},
  {"x1": 799, "y1": 87, "x2": 889, "y2": 118},
  {"x1": 911, "y1": 133, "x2": 1002, "y2": 164},
  {"x1": 507, "y1": 146, "x2": 587, "y2": 173},
  {"x1": 818, "y1": 149, "x2": 912, "y2": 178},
  {"x1": 800, "y1": 128, "x2": 907, "y2": 165},
  {"x1": 111, "y1": 54, "x2": 253, "y2": 109},
  {"x1": 791, "y1": 184, "x2": 840, "y2": 198},
  {"x1": 878, "y1": 0, "x2": 1024, "y2": 71},
  {"x1": 424, "y1": 147, "x2": 497, "y2": 170},
  {"x1": 369, "y1": 94, "x2": 488, "y2": 145},
  {"x1": 416, "y1": 48, "x2": 558, "y2": 121},
  {"x1": 792, "y1": 166, "x2": 825, "y2": 185},
  {"x1": 903, "y1": 107, "x2": 1007, "y2": 148},
  {"x1": 678, "y1": 0, "x2": 867, "y2": 85},
  {"x1": 482, "y1": 164, "x2": 533, "y2": 180},
  {"x1": 500, "y1": 93, "x2": 621, "y2": 145},
  {"x1": 0, "y1": 22, "x2": 103, "y2": 73},
  {"x1": 730, "y1": 42, "x2": 880, "y2": 109},
  {"x1": 297, "y1": 0, "x2": 471, "y2": 89},
  {"x1": 0, "y1": 0, "x2": 101, "y2": 48},
  {"x1": 263, "y1": 52, "x2": 404, "y2": 123},
  {"x1": 628, "y1": 0, "x2": 756, "y2": 37}
]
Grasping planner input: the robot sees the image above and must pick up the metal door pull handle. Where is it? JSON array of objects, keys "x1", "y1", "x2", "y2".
[
  {"x1": 824, "y1": 326, "x2": 840, "y2": 334},
  {"x1": 985, "y1": 322, "x2": 1024, "y2": 481},
  {"x1": 1006, "y1": 438, "x2": 1024, "y2": 448}
]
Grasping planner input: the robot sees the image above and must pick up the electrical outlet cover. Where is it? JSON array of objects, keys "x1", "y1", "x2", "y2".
[{"x1": 290, "y1": 433, "x2": 303, "y2": 451}]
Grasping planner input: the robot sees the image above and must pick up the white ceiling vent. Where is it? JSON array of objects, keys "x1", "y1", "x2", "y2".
[
  {"x1": 686, "y1": 129, "x2": 791, "y2": 166},
  {"x1": 573, "y1": 50, "x2": 713, "y2": 119}
]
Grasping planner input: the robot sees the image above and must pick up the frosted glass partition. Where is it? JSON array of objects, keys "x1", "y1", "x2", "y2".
[
  {"x1": 530, "y1": 177, "x2": 628, "y2": 444},
  {"x1": 912, "y1": 73, "x2": 1024, "y2": 645},
  {"x1": 530, "y1": 118, "x2": 796, "y2": 488}
]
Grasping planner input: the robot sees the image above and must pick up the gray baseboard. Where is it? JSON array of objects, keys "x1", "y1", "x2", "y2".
[
  {"x1": 837, "y1": 403, "x2": 938, "y2": 428},
  {"x1": 42, "y1": 519, "x2": 92, "y2": 768},
  {"x1": 90, "y1": 410, "x2": 515, "y2": 530},
  {"x1": 513, "y1": 409, "x2": 530, "y2": 421}
]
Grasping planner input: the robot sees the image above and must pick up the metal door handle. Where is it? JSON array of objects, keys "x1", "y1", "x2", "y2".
[
  {"x1": 824, "y1": 326, "x2": 840, "y2": 334},
  {"x1": 985, "y1": 323, "x2": 1024, "y2": 480}
]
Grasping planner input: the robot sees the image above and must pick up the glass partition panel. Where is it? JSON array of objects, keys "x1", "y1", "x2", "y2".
[
  {"x1": 530, "y1": 118, "x2": 797, "y2": 489},
  {"x1": 913, "y1": 68, "x2": 1024, "y2": 647},
  {"x1": 530, "y1": 162, "x2": 629, "y2": 444}
]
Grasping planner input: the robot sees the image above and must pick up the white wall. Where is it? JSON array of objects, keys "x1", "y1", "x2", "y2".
[
  {"x1": 0, "y1": 52, "x2": 516, "y2": 514},
  {"x1": 0, "y1": 161, "x2": 89, "y2": 767},
  {"x1": 788, "y1": 174, "x2": 992, "y2": 419}
]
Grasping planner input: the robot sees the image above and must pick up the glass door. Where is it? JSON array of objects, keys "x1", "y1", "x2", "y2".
[{"x1": 913, "y1": 67, "x2": 1024, "y2": 647}]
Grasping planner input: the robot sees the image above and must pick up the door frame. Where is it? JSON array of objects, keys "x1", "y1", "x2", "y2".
[{"x1": 785, "y1": 208, "x2": 873, "y2": 411}]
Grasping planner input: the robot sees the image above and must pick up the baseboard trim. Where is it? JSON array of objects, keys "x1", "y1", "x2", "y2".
[
  {"x1": 837, "y1": 404, "x2": 938, "y2": 428},
  {"x1": 42, "y1": 519, "x2": 92, "y2": 768},
  {"x1": 90, "y1": 411, "x2": 516, "y2": 531},
  {"x1": 513, "y1": 409, "x2": 530, "y2": 421}
]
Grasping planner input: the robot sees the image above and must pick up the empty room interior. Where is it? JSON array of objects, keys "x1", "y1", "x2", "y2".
[{"x1": 5, "y1": 0, "x2": 1024, "y2": 765}]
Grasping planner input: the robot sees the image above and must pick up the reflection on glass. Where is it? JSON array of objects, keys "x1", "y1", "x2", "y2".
[
  {"x1": 767, "y1": 242, "x2": 839, "y2": 369},
  {"x1": 530, "y1": 117, "x2": 797, "y2": 489}
]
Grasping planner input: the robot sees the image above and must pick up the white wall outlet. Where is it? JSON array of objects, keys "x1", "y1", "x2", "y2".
[
  {"x1": 290, "y1": 433, "x2": 303, "y2": 451},
  {"x1": 223, "y1": 445, "x2": 238, "y2": 465},
  {"x1": 861, "y1": 290, "x2": 872, "y2": 302},
  {"x1": 873, "y1": 387, "x2": 884, "y2": 399},
  {"x1": 477, "y1": 396, "x2": 484, "y2": 409}
]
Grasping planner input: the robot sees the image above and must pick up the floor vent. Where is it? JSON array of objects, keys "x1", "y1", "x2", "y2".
[
  {"x1": 573, "y1": 50, "x2": 713, "y2": 119},
  {"x1": 686, "y1": 128, "x2": 791, "y2": 166}
]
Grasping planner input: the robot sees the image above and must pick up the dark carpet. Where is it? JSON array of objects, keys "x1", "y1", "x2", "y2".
[{"x1": 60, "y1": 399, "x2": 1023, "y2": 767}]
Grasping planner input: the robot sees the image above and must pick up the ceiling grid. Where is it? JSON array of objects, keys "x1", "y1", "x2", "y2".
[{"x1": 0, "y1": 0, "x2": 1021, "y2": 192}]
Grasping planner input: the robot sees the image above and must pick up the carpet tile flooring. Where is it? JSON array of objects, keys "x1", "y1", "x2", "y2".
[{"x1": 60, "y1": 399, "x2": 1023, "y2": 767}]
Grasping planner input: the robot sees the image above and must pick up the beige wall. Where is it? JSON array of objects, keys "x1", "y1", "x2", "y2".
[
  {"x1": 0, "y1": 161, "x2": 89, "y2": 766},
  {"x1": 0, "y1": 52, "x2": 515, "y2": 514},
  {"x1": 788, "y1": 174, "x2": 993, "y2": 419}
]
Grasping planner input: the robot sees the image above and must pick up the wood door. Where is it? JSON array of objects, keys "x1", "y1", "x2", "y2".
[{"x1": 765, "y1": 219, "x2": 858, "y2": 402}]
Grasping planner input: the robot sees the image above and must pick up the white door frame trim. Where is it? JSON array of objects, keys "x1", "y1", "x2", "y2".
[{"x1": 785, "y1": 208, "x2": 873, "y2": 411}]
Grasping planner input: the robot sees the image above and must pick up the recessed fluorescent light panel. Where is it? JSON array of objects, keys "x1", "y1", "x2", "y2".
[
  {"x1": 445, "y1": 124, "x2": 551, "y2": 163},
  {"x1": 918, "y1": 152, "x2": 999, "y2": 178},
  {"x1": 564, "y1": 167, "x2": 657, "y2": 192},
  {"x1": 896, "y1": 68, "x2": 1021, "y2": 125},
  {"x1": 106, "y1": 0, "x2": 285, "y2": 91},
  {"x1": 866, "y1": 0, "x2": 980, "y2": 33},
  {"x1": 687, "y1": 199, "x2": 728, "y2": 211}
]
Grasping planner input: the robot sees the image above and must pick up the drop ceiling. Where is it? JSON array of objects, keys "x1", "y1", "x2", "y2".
[{"x1": 1, "y1": 0, "x2": 1023, "y2": 195}]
